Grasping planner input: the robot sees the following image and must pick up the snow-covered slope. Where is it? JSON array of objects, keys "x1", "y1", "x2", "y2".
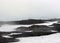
[{"x1": 12, "y1": 33, "x2": 60, "y2": 43}]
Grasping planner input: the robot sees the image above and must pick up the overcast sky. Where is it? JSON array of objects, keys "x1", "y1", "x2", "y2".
[{"x1": 0, "y1": 0, "x2": 60, "y2": 21}]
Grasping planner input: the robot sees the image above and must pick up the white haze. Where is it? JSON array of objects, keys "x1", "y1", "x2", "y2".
[{"x1": 0, "y1": 0, "x2": 60, "y2": 21}]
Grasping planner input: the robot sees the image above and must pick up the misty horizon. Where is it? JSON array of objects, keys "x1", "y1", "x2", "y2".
[{"x1": 0, "y1": 0, "x2": 60, "y2": 21}]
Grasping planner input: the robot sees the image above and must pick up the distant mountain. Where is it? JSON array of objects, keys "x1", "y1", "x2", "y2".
[
  {"x1": 10, "y1": 19, "x2": 45, "y2": 25},
  {"x1": 2, "y1": 18, "x2": 60, "y2": 25}
]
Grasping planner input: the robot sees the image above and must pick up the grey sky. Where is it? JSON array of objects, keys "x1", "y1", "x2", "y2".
[{"x1": 0, "y1": 0, "x2": 60, "y2": 21}]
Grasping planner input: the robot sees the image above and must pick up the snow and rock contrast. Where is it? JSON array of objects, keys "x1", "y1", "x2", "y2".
[
  {"x1": 0, "y1": 21, "x2": 59, "y2": 43},
  {"x1": 14, "y1": 33, "x2": 60, "y2": 43}
]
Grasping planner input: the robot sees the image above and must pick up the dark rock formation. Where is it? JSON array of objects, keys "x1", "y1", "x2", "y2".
[{"x1": 52, "y1": 23, "x2": 60, "y2": 32}]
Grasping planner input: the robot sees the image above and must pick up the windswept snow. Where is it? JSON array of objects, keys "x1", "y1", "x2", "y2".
[
  {"x1": 0, "y1": 24, "x2": 21, "y2": 32},
  {"x1": 34, "y1": 21, "x2": 58, "y2": 26},
  {"x1": 2, "y1": 35, "x2": 13, "y2": 38},
  {"x1": 13, "y1": 33, "x2": 60, "y2": 43}
]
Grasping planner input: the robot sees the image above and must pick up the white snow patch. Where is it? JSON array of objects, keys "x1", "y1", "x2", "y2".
[
  {"x1": 24, "y1": 30, "x2": 33, "y2": 32},
  {"x1": 34, "y1": 21, "x2": 58, "y2": 26},
  {"x1": 8, "y1": 33, "x2": 22, "y2": 35},
  {"x1": 2, "y1": 35, "x2": 12, "y2": 38},
  {"x1": 13, "y1": 33, "x2": 60, "y2": 43},
  {"x1": 51, "y1": 30, "x2": 57, "y2": 32}
]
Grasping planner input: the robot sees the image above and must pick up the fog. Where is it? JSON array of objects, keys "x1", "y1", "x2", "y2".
[{"x1": 0, "y1": 0, "x2": 60, "y2": 21}]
